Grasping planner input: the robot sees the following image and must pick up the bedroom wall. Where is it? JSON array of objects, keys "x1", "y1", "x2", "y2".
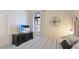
[
  {"x1": 0, "y1": 11, "x2": 9, "y2": 48},
  {"x1": 43, "y1": 10, "x2": 73, "y2": 39},
  {"x1": 8, "y1": 10, "x2": 30, "y2": 33},
  {"x1": 0, "y1": 10, "x2": 31, "y2": 48},
  {"x1": 8, "y1": 10, "x2": 31, "y2": 45}
]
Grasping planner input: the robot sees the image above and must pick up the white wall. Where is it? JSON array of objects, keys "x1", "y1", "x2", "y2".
[
  {"x1": 8, "y1": 10, "x2": 30, "y2": 33},
  {"x1": 0, "y1": 12, "x2": 9, "y2": 48},
  {"x1": 8, "y1": 10, "x2": 31, "y2": 45},
  {"x1": 0, "y1": 10, "x2": 31, "y2": 48},
  {"x1": 30, "y1": 10, "x2": 73, "y2": 39},
  {"x1": 43, "y1": 10, "x2": 72, "y2": 39}
]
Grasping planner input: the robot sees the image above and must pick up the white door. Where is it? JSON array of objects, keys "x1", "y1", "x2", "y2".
[{"x1": 0, "y1": 13, "x2": 9, "y2": 48}]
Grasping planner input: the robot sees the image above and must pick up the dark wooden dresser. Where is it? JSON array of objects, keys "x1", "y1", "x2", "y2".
[{"x1": 12, "y1": 32, "x2": 33, "y2": 46}]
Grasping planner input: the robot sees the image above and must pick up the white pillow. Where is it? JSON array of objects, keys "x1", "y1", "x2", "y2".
[
  {"x1": 72, "y1": 41, "x2": 79, "y2": 49},
  {"x1": 64, "y1": 35, "x2": 79, "y2": 45}
]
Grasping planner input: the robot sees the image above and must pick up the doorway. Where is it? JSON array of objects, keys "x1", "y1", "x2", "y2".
[{"x1": 33, "y1": 10, "x2": 43, "y2": 37}]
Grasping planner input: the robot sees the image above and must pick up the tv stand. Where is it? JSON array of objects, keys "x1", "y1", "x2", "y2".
[{"x1": 12, "y1": 32, "x2": 33, "y2": 46}]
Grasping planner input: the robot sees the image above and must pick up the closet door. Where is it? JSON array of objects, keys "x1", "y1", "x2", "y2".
[{"x1": 0, "y1": 13, "x2": 8, "y2": 48}]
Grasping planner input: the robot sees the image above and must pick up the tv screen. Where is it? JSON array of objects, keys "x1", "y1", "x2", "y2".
[{"x1": 19, "y1": 25, "x2": 30, "y2": 33}]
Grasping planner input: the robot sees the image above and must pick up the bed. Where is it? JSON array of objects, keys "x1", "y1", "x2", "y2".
[{"x1": 57, "y1": 35, "x2": 79, "y2": 49}]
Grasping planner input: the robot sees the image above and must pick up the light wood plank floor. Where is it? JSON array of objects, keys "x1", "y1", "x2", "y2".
[
  {"x1": 16, "y1": 37, "x2": 57, "y2": 49},
  {"x1": 2, "y1": 37, "x2": 57, "y2": 49}
]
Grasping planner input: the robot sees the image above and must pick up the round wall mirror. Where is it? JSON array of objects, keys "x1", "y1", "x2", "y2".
[{"x1": 49, "y1": 16, "x2": 61, "y2": 27}]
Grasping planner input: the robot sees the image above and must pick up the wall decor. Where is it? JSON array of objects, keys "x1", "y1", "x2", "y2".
[{"x1": 49, "y1": 16, "x2": 61, "y2": 27}]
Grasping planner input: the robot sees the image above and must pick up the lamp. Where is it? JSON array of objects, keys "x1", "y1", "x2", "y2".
[{"x1": 69, "y1": 29, "x2": 74, "y2": 34}]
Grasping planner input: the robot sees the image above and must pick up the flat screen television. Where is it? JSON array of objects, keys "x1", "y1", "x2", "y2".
[{"x1": 19, "y1": 25, "x2": 30, "y2": 33}]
